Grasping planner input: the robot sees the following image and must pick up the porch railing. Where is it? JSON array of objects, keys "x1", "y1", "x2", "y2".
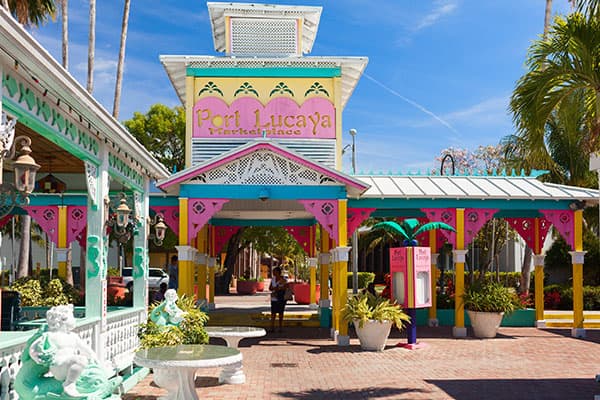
[{"x1": 0, "y1": 307, "x2": 146, "y2": 399}]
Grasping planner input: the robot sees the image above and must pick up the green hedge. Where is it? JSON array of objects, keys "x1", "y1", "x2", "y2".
[
  {"x1": 346, "y1": 272, "x2": 375, "y2": 289},
  {"x1": 440, "y1": 271, "x2": 521, "y2": 287},
  {"x1": 543, "y1": 284, "x2": 600, "y2": 310}
]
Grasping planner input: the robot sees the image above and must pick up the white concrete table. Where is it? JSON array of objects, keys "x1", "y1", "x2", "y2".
[
  {"x1": 205, "y1": 326, "x2": 266, "y2": 348},
  {"x1": 134, "y1": 344, "x2": 243, "y2": 400}
]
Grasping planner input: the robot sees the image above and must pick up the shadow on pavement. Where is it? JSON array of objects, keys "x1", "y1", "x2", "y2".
[
  {"x1": 277, "y1": 387, "x2": 429, "y2": 399},
  {"x1": 426, "y1": 378, "x2": 597, "y2": 400}
]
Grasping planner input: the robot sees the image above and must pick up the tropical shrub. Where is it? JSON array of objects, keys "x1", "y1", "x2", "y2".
[
  {"x1": 138, "y1": 295, "x2": 209, "y2": 349},
  {"x1": 346, "y1": 272, "x2": 375, "y2": 289},
  {"x1": 9, "y1": 277, "x2": 80, "y2": 306},
  {"x1": 462, "y1": 281, "x2": 522, "y2": 314},
  {"x1": 342, "y1": 292, "x2": 410, "y2": 329}
]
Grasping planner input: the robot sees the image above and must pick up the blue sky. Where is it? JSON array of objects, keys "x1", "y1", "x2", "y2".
[{"x1": 31, "y1": 0, "x2": 572, "y2": 174}]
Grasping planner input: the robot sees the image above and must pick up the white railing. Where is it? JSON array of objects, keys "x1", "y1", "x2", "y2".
[
  {"x1": 0, "y1": 338, "x2": 29, "y2": 400},
  {"x1": 105, "y1": 308, "x2": 146, "y2": 371},
  {"x1": 0, "y1": 307, "x2": 146, "y2": 399}
]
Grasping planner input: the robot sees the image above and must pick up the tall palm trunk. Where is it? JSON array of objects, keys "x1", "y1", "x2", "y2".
[
  {"x1": 544, "y1": 0, "x2": 553, "y2": 38},
  {"x1": 16, "y1": 215, "x2": 31, "y2": 279},
  {"x1": 520, "y1": 0, "x2": 553, "y2": 296},
  {"x1": 61, "y1": 0, "x2": 68, "y2": 69},
  {"x1": 112, "y1": 0, "x2": 130, "y2": 119},
  {"x1": 65, "y1": 244, "x2": 73, "y2": 286},
  {"x1": 86, "y1": 0, "x2": 95, "y2": 94}
]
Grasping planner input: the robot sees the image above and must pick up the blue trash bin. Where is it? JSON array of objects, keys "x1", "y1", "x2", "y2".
[{"x1": 319, "y1": 307, "x2": 332, "y2": 328}]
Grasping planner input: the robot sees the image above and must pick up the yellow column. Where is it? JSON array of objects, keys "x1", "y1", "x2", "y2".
[
  {"x1": 208, "y1": 256, "x2": 216, "y2": 309},
  {"x1": 57, "y1": 205, "x2": 68, "y2": 279},
  {"x1": 196, "y1": 226, "x2": 208, "y2": 303},
  {"x1": 335, "y1": 199, "x2": 350, "y2": 344},
  {"x1": 332, "y1": 246, "x2": 351, "y2": 345},
  {"x1": 534, "y1": 255, "x2": 545, "y2": 324},
  {"x1": 570, "y1": 209, "x2": 586, "y2": 338},
  {"x1": 177, "y1": 198, "x2": 193, "y2": 297},
  {"x1": 319, "y1": 227, "x2": 331, "y2": 304},
  {"x1": 453, "y1": 208, "x2": 468, "y2": 337},
  {"x1": 428, "y1": 229, "x2": 439, "y2": 326},
  {"x1": 308, "y1": 257, "x2": 318, "y2": 309},
  {"x1": 533, "y1": 218, "x2": 546, "y2": 326}
]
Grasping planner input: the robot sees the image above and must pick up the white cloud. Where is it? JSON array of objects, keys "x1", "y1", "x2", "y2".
[
  {"x1": 414, "y1": 0, "x2": 458, "y2": 31},
  {"x1": 443, "y1": 96, "x2": 510, "y2": 125}
]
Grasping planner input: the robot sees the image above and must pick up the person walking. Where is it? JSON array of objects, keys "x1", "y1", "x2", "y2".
[
  {"x1": 269, "y1": 266, "x2": 289, "y2": 333},
  {"x1": 168, "y1": 255, "x2": 178, "y2": 290}
]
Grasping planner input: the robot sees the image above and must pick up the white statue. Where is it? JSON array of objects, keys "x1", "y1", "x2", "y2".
[
  {"x1": 150, "y1": 289, "x2": 186, "y2": 326},
  {"x1": 29, "y1": 304, "x2": 98, "y2": 398}
]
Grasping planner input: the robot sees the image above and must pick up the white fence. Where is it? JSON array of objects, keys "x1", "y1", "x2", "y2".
[{"x1": 0, "y1": 307, "x2": 146, "y2": 399}]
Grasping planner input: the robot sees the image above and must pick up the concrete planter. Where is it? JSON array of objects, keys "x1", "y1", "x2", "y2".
[
  {"x1": 291, "y1": 283, "x2": 320, "y2": 305},
  {"x1": 353, "y1": 319, "x2": 392, "y2": 351},
  {"x1": 467, "y1": 310, "x2": 504, "y2": 338},
  {"x1": 236, "y1": 280, "x2": 258, "y2": 295}
]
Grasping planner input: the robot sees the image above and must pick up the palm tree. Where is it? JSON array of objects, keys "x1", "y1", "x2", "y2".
[
  {"x1": 60, "y1": 0, "x2": 67, "y2": 68},
  {"x1": 112, "y1": 0, "x2": 130, "y2": 119},
  {"x1": 86, "y1": 0, "x2": 95, "y2": 94},
  {"x1": 5, "y1": 0, "x2": 56, "y2": 26},
  {"x1": 510, "y1": 13, "x2": 600, "y2": 163},
  {"x1": 372, "y1": 219, "x2": 455, "y2": 247},
  {"x1": 544, "y1": 1, "x2": 553, "y2": 38}
]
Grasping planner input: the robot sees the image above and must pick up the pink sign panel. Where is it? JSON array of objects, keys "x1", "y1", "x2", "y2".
[{"x1": 193, "y1": 97, "x2": 336, "y2": 139}]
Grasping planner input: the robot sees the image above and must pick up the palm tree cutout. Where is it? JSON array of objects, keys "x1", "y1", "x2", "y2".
[{"x1": 372, "y1": 218, "x2": 455, "y2": 247}]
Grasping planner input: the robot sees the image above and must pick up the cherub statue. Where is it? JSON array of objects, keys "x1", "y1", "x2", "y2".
[
  {"x1": 150, "y1": 289, "x2": 186, "y2": 326},
  {"x1": 14, "y1": 304, "x2": 121, "y2": 399}
]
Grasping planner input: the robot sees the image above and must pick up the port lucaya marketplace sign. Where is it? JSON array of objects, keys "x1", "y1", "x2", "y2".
[{"x1": 193, "y1": 96, "x2": 335, "y2": 139}]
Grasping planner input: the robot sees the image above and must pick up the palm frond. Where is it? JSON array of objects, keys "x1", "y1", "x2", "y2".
[
  {"x1": 372, "y1": 221, "x2": 409, "y2": 241},
  {"x1": 414, "y1": 222, "x2": 456, "y2": 237}
]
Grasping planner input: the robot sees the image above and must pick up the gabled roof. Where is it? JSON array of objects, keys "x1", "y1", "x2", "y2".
[
  {"x1": 0, "y1": 8, "x2": 169, "y2": 180},
  {"x1": 357, "y1": 174, "x2": 599, "y2": 202},
  {"x1": 156, "y1": 139, "x2": 369, "y2": 197}
]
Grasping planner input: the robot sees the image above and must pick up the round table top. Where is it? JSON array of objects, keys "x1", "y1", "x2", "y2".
[
  {"x1": 134, "y1": 344, "x2": 242, "y2": 369},
  {"x1": 205, "y1": 326, "x2": 267, "y2": 338}
]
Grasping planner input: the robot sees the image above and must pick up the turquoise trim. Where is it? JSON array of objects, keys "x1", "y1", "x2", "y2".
[
  {"x1": 416, "y1": 308, "x2": 535, "y2": 327},
  {"x1": 186, "y1": 67, "x2": 341, "y2": 78},
  {"x1": 371, "y1": 209, "x2": 426, "y2": 218},
  {"x1": 27, "y1": 193, "x2": 88, "y2": 206},
  {"x1": 3, "y1": 100, "x2": 99, "y2": 164},
  {"x1": 348, "y1": 198, "x2": 573, "y2": 210},
  {"x1": 180, "y1": 184, "x2": 346, "y2": 200},
  {"x1": 211, "y1": 218, "x2": 315, "y2": 227},
  {"x1": 149, "y1": 196, "x2": 179, "y2": 206}
]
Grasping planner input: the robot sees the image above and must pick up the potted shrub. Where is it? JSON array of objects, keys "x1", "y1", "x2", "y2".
[
  {"x1": 138, "y1": 294, "x2": 210, "y2": 388},
  {"x1": 462, "y1": 280, "x2": 521, "y2": 338},
  {"x1": 236, "y1": 277, "x2": 260, "y2": 295},
  {"x1": 342, "y1": 292, "x2": 410, "y2": 351}
]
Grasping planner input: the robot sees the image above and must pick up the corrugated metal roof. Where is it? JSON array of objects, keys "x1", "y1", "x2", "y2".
[{"x1": 357, "y1": 175, "x2": 600, "y2": 202}]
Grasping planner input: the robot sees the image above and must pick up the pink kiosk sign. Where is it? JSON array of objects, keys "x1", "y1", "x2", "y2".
[
  {"x1": 389, "y1": 246, "x2": 432, "y2": 309},
  {"x1": 390, "y1": 246, "x2": 432, "y2": 349},
  {"x1": 193, "y1": 97, "x2": 336, "y2": 139}
]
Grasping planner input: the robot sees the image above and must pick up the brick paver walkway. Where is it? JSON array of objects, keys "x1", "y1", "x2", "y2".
[{"x1": 123, "y1": 294, "x2": 600, "y2": 399}]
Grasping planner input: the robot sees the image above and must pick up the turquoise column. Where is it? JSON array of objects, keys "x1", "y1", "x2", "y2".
[
  {"x1": 84, "y1": 151, "x2": 110, "y2": 362},
  {"x1": 132, "y1": 182, "x2": 150, "y2": 310}
]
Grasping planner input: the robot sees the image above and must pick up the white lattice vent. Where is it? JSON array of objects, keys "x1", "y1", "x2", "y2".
[
  {"x1": 230, "y1": 17, "x2": 299, "y2": 56},
  {"x1": 188, "y1": 60, "x2": 338, "y2": 69},
  {"x1": 192, "y1": 149, "x2": 338, "y2": 186},
  {"x1": 191, "y1": 139, "x2": 335, "y2": 168}
]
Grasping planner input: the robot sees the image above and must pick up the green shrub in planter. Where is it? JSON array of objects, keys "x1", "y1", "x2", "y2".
[
  {"x1": 138, "y1": 295, "x2": 209, "y2": 349},
  {"x1": 342, "y1": 292, "x2": 410, "y2": 329},
  {"x1": 346, "y1": 272, "x2": 375, "y2": 289},
  {"x1": 462, "y1": 281, "x2": 521, "y2": 314}
]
